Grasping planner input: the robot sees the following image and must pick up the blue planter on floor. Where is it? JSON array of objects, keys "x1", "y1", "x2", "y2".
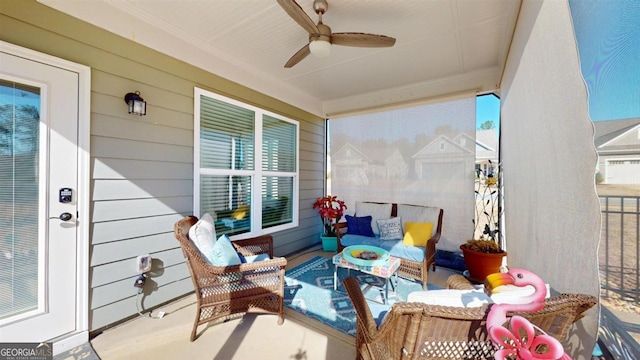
[{"x1": 321, "y1": 235, "x2": 338, "y2": 252}]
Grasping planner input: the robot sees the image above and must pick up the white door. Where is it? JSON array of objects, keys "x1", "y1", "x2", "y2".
[{"x1": 0, "y1": 49, "x2": 79, "y2": 343}]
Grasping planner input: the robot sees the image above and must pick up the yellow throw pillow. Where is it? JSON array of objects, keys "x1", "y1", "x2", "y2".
[
  {"x1": 232, "y1": 205, "x2": 249, "y2": 220},
  {"x1": 402, "y1": 222, "x2": 434, "y2": 247}
]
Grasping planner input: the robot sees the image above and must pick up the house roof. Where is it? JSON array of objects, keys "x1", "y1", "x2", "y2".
[
  {"x1": 475, "y1": 129, "x2": 498, "y2": 152},
  {"x1": 412, "y1": 135, "x2": 473, "y2": 158},
  {"x1": 593, "y1": 118, "x2": 640, "y2": 148},
  {"x1": 40, "y1": 0, "x2": 520, "y2": 117}
]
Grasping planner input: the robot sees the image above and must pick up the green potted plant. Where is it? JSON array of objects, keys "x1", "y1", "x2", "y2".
[
  {"x1": 460, "y1": 160, "x2": 506, "y2": 282},
  {"x1": 313, "y1": 195, "x2": 347, "y2": 252}
]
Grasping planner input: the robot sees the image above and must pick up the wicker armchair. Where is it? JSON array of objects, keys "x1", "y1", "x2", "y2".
[
  {"x1": 174, "y1": 215, "x2": 287, "y2": 341},
  {"x1": 343, "y1": 276, "x2": 597, "y2": 360}
]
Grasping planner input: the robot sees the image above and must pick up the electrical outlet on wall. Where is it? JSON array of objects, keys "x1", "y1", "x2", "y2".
[{"x1": 136, "y1": 254, "x2": 152, "y2": 273}]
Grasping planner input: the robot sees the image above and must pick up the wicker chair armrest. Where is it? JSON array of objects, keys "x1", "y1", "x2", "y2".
[
  {"x1": 509, "y1": 293, "x2": 597, "y2": 340},
  {"x1": 199, "y1": 256, "x2": 287, "y2": 274},
  {"x1": 239, "y1": 256, "x2": 287, "y2": 271},
  {"x1": 334, "y1": 222, "x2": 347, "y2": 238},
  {"x1": 558, "y1": 293, "x2": 597, "y2": 321},
  {"x1": 412, "y1": 302, "x2": 490, "y2": 320},
  {"x1": 446, "y1": 274, "x2": 476, "y2": 290},
  {"x1": 424, "y1": 236, "x2": 439, "y2": 259},
  {"x1": 335, "y1": 222, "x2": 348, "y2": 252},
  {"x1": 233, "y1": 234, "x2": 275, "y2": 258}
]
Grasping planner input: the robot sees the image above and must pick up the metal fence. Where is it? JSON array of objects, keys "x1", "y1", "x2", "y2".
[
  {"x1": 599, "y1": 196, "x2": 640, "y2": 303},
  {"x1": 599, "y1": 195, "x2": 640, "y2": 359}
]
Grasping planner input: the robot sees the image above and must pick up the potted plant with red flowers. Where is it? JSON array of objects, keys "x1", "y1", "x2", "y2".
[{"x1": 313, "y1": 195, "x2": 347, "y2": 252}]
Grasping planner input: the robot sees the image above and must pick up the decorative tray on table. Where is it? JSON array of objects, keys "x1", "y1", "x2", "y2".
[{"x1": 343, "y1": 245, "x2": 390, "y2": 266}]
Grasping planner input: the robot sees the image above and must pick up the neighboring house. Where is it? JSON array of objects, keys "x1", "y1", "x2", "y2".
[
  {"x1": 412, "y1": 135, "x2": 475, "y2": 180},
  {"x1": 452, "y1": 131, "x2": 499, "y2": 175},
  {"x1": 332, "y1": 143, "x2": 371, "y2": 185},
  {"x1": 383, "y1": 148, "x2": 409, "y2": 179},
  {"x1": 474, "y1": 130, "x2": 500, "y2": 174},
  {"x1": 365, "y1": 147, "x2": 408, "y2": 180},
  {"x1": 593, "y1": 118, "x2": 640, "y2": 184}
]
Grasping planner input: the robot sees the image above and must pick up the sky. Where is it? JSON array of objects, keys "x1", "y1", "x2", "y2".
[
  {"x1": 476, "y1": 1, "x2": 640, "y2": 125},
  {"x1": 476, "y1": 94, "x2": 500, "y2": 132},
  {"x1": 570, "y1": 0, "x2": 640, "y2": 122}
]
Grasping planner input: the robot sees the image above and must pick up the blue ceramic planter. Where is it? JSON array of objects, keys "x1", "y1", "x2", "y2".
[{"x1": 321, "y1": 235, "x2": 338, "y2": 252}]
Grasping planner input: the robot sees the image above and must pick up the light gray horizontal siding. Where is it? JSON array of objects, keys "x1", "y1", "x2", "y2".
[
  {"x1": 91, "y1": 262, "x2": 190, "y2": 309},
  {"x1": 92, "y1": 179, "x2": 192, "y2": 201},
  {"x1": 91, "y1": 248, "x2": 186, "y2": 287},
  {"x1": 91, "y1": 137, "x2": 193, "y2": 162},
  {"x1": 92, "y1": 114, "x2": 193, "y2": 146},
  {"x1": 91, "y1": 214, "x2": 185, "y2": 244},
  {"x1": 91, "y1": 197, "x2": 193, "y2": 222},
  {"x1": 90, "y1": 279, "x2": 195, "y2": 330},
  {"x1": 92, "y1": 158, "x2": 192, "y2": 180},
  {"x1": 91, "y1": 233, "x2": 178, "y2": 266},
  {"x1": 2, "y1": 0, "x2": 326, "y2": 333}
]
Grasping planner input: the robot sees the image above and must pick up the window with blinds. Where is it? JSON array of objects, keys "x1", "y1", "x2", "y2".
[{"x1": 195, "y1": 88, "x2": 298, "y2": 237}]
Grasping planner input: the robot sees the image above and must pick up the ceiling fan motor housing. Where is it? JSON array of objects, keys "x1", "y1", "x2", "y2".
[
  {"x1": 313, "y1": 0, "x2": 328, "y2": 15},
  {"x1": 309, "y1": 23, "x2": 331, "y2": 42}
]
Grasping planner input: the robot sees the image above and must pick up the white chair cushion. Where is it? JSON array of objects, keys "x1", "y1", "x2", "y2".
[
  {"x1": 188, "y1": 213, "x2": 217, "y2": 263},
  {"x1": 396, "y1": 204, "x2": 440, "y2": 236},
  {"x1": 355, "y1": 202, "x2": 392, "y2": 236},
  {"x1": 407, "y1": 289, "x2": 492, "y2": 308}
]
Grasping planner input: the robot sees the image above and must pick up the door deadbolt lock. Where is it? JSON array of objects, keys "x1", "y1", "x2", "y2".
[
  {"x1": 59, "y1": 212, "x2": 73, "y2": 221},
  {"x1": 59, "y1": 188, "x2": 73, "y2": 203}
]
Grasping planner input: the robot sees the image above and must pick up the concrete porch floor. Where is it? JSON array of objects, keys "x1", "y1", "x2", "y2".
[{"x1": 88, "y1": 247, "x2": 458, "y2": 360}]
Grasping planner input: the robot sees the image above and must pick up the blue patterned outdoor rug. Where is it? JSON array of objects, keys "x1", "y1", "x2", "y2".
[{"x1": 284, "y1": 255, "x2": 440, "y2": 336}]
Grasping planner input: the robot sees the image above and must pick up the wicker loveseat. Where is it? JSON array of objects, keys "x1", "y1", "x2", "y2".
[
  {"x1": 336, "y1": 201, "x2": 443, "y2": 289},
  {"x1": 343, "y1": 276, "x2": 597, "y2": 360},
  {"x1": 174, "y1": 215, "x2": 287, "y2": 341}
]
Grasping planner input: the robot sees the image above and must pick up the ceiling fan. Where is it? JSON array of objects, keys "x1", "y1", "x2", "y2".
[{"x1": 277, "y1": 0, "x2": 396, "y2": 68}]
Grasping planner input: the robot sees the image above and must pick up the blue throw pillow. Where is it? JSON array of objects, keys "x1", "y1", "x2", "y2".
[
  {"x1": 211, "y1": 234, "x2": 242, "y2": 266},
  {"x1": 345, "y1": 215, "x2": 375, "y2": 237}
]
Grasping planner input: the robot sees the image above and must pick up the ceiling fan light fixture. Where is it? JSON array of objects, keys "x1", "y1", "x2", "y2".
[{"x1": 309, "y1": 39, "x2": 331, "y2": 58}]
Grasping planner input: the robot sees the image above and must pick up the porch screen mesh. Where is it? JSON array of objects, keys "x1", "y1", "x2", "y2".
[{"x1": 329, "y1": 96, "x2": 476, "y2": 251}]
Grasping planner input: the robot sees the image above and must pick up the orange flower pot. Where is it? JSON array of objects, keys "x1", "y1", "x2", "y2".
[{"x1": 460, "y1": 244, "x2": 506, "y2": 283}]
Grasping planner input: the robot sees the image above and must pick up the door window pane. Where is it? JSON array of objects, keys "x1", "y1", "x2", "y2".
[{"x1": 0, "y1": 80, "x2": 40, "y2": 320}]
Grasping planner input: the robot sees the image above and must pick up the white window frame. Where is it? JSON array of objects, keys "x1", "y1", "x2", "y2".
[{"x1": 194, "y1": 87, "x2": 299, "y2": 238}]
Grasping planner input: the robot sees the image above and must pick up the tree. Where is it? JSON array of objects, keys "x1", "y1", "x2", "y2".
[
  {"x1": 478, "y1": 120, "x2": 496, "y2": 130},
  {"x1": 0, "y1": 104, "x2": 40, "y2": 155}
]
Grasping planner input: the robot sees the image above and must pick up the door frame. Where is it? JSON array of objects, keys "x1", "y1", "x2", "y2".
[{"x1": 0, "y1": 40, "x2": 91, "y2": 353}]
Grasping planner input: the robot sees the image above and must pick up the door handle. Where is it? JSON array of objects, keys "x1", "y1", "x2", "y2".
[{"x1": 59, "y1": 212, "x2": 73, "y2": 221}]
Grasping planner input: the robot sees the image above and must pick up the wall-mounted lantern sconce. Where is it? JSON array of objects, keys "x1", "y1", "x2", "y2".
[{"x1": 124, "y1": 91, "x2": 146, "y2": 116}]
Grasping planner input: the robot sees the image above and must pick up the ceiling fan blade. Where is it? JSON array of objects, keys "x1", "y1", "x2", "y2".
[
  {"x1": 332, "y1": 33, "x2": 396, "y2": 47},
  {"x1": 284, "y1": 44, "x2": 311, "y2": 68},
  {"x1": 277, "y1": 0, "x2": 318, "y2": 34}
]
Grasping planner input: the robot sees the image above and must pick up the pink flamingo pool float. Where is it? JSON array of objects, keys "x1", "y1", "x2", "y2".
[{"x1": 485, "y1": 268, "x2": 571, "y2": 360}]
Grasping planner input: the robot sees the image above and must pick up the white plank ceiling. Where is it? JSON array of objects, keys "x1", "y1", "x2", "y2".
[{"x1": 40, "y1": 0, "x2": 520, "y2": 117}]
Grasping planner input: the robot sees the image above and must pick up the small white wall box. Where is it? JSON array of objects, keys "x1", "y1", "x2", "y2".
[{"x1": 136, "y1": 254, "x2": 152, "y2": 273}]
